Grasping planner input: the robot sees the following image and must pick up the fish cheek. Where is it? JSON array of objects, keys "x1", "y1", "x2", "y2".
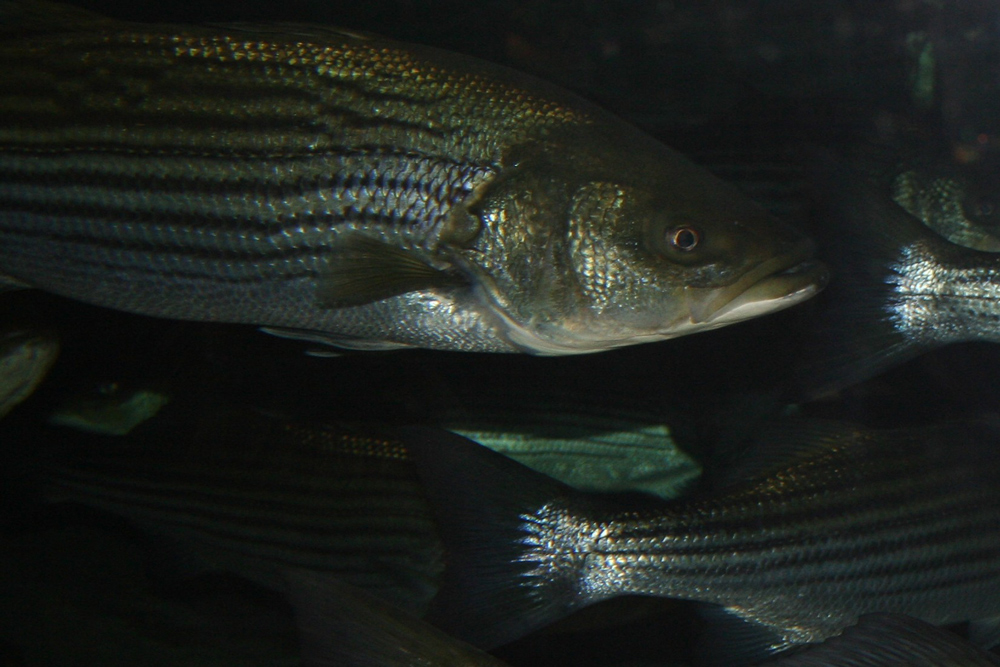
[{"x1": 639, "y1": 214, "x2": 750, "y2": 289}]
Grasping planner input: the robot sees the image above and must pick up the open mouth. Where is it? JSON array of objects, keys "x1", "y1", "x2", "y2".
[{"x1": 686, "y1": 242, "x2": 829, "y2": 325}]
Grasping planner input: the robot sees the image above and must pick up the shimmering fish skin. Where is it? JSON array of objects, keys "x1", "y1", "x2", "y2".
[
  {"x1": 0, "y1": 3, "x2": 824, "y2": 354},
  {"x1": 406, "y1": 420, "x2": 1000, "y2": 655},
  {"x1": 793, "y1": 153, "x2": 1000, "y2": 396},
  {"x1": 0, "y1": 329, "x2": 58, "y2": 418},
  {"x1": 892, "y1": 168, "x2": 1000, "y2": 252}
]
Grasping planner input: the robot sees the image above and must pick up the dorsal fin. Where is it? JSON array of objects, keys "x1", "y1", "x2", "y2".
[{"x1": 0, "y1": 1, "x2": 111, "y2": 33}]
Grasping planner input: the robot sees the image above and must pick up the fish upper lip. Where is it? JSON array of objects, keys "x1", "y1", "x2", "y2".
[{"x1": 685, "y1": 240, "x2": 829, "y2": 324}]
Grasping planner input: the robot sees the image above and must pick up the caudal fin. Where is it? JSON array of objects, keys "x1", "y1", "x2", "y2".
[
  {"x1": 791, "y1": 151, "x2": 944, "y2": 399},
  {"x1": 400, "y1": 427, "x2": 592, "y2": 650}
]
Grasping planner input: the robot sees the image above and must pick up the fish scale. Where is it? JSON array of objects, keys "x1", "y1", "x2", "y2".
[
  {"x1": 405, "y1": 420, "x2": 1000, "y2": 657},
  {"x1": 0, "y1": 3, "x2": 825, "y2": 353}
]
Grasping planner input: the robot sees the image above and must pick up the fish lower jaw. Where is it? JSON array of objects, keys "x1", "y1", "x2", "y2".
[{"x1": 686, "y1": 257, "x2": 828, "y2": 328}]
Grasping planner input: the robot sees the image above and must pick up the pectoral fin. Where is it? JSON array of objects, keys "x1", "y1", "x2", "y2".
[{"x1": 317, "y1": 236, "x2": 463, "y2": 308}]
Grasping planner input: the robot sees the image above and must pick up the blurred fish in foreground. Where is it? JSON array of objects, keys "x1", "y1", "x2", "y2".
[
  {"x1": 0, "y1": 2, "x2": 825, "y2": 355},
  {"x1": 32, "y1": 408, "x2": 444, "y2": 616},
  {"x1": 793, "y1": 153, "x2": 1000, "y2": 398},
  {"x1": 286, "y1": 572, "x2": 508, "y2": 667},
  {"x1": 767, "y1": 614, "x2": 1000, "y2": 667},
  {"x1": 0, "y1": 329, "x2": 58, "y2": 419},
  {"x1": 403, "y1": 418, "x2": 1000, "y2": 663}
]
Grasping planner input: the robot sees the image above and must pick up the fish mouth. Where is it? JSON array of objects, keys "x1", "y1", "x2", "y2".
[{"x1": 686, "y1": 242, "x2": 829, "y2": 325}]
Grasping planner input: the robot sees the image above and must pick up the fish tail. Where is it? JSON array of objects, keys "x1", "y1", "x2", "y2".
[
  {"x1": 401, "y1": 427, "x2": 589, "y2": 650},
  {"x1": 791, "y1": 150, "x2": 941, "y2": 399}
]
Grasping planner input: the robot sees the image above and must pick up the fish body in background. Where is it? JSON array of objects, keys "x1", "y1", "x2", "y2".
[
  {"x1": 891, "y1": 167, "x2": 1000, "y2": 252},
  {"x1": 0, "y1": 328, "x2": 58, "y2": 419},
  {"x1": 766, "y1": 614, "x2": 1000, "y2": 667},
  {"x1": 38, "y1": 408, "x2": 445, "y2": 616},
  {"x1": 403, "y1": 419, "x2": 1000, "y2": 663},
  {"x1": 0, "y1": 2, "x2": 825, "y2": 354},
  {"x1": 793, "y1": 153, "x2": 1000, "y2": 397}
]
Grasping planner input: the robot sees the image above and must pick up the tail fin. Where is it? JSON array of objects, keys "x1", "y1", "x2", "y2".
[
  {"x1": 284, "y1": 571, "x2": 508, "y2": 667},
  {"x1": 791, "y1": 150, "x2": 945, "y2": 399},
  {"x1": 400, "y1": 427, "x2": 592, "y2": 650}
]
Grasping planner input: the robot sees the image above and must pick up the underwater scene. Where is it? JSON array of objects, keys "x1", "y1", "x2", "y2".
[{"x1": 3, "y1": 0, "x2": 1000, "y2": 665}]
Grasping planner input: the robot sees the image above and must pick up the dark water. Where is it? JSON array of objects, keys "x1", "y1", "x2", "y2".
[{"x1": 3, "y1": 1, "x2": 1000, "y2": 665}]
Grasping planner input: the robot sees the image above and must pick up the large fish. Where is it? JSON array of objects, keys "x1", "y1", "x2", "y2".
[
  {"x1": 402, "y1": 418, "x2": 1000, "y2": 663},
  {"x1": 0, "y1": 2, "x2": 825, "y2": 354}
]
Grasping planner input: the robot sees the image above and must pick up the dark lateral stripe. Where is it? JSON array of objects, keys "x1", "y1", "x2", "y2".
[
  {"x1": 651, "y1": 507, "x2": 1000, "y2": 589},
  {"x1": 740, "y1": 543, "x2": 1000, "y2": 596},
  {"x1": 650, "y1": 487, "x2": 995, "y2": 559},
  {"x1": 610, "y1": 473, "x2": 960, "y2": 542},
  {"x1": 50, "y1": 473, "x2": 435, "y2": 545},
  {"x1": 0, "y1": 167, "x2": 479, "y2": 211}
]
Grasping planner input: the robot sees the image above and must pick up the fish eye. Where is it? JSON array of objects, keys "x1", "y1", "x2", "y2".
[{"x1": 668, "y1": 227, "x2": 700, "y2": 252}]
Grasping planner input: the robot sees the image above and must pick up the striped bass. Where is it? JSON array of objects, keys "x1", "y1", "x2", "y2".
[
  {"x1": 402, "y1": 419, "x2": 1000, "y2": 662},
  {"x1": 0, "y1": 2, "x2": 825, "y2": 354},
  {"x1": 40, "y1": 408, "x2": 444, "y2": 615}
]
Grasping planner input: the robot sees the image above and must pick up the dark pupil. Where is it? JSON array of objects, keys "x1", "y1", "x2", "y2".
[{"x1": 671, "y1": 227, "x2": 699, "y2": 251}]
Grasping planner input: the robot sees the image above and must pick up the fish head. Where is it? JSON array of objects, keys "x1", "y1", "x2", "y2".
[{"x1": 469, "y1": 132, "x2": 827, "y2": 355}]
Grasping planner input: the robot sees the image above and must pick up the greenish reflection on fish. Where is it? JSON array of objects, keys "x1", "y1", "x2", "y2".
[
  {"x1": 49, "y1": 382, "x2": 169, "y2": 435},
  {"x1": 767, "y1": 614, "x2": 1000, "y2": 667},
  {"x1": 0, "y1": 328, "x2": 58, "y2": 419},
  {"x1": 443, "y1": 402, "x2": 699, "y2": 499},
  {"x1": 402, "y1": 418, "x2": 1000, "y2": 663},
  {"x1": 0, "y1": 2, "x2": 825, "y2": 354}
]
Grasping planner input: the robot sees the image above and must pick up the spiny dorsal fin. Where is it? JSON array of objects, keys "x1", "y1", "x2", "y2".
[
  {"x1": 713, "y1": 418, "x2": 869, "y2": 490},
  {"x1": 0, "y1": 1, "x2": 111, "y2": 32}
]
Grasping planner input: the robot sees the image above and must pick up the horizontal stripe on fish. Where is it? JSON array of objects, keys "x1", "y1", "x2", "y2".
[
  {"x1": 403, "y1": 421, "x2": 1000, "y2": 654},
  {"x1": 0, "y1": 151, "x2": 493, "y2": 234},
  {"x1": 40, "y1": 410, "x2": 445, "y2": 612},
  {"x1": 0, "y1": 5, "x2": 826, "y2": 353},
  {"x1": 0, "y1": 29, "x2": 583, "y2": 162}
]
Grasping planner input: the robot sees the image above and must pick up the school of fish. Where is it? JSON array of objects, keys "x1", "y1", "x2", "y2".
[{"x1": 3, "y1": 2, "x2": 1000, "y2": 667}]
